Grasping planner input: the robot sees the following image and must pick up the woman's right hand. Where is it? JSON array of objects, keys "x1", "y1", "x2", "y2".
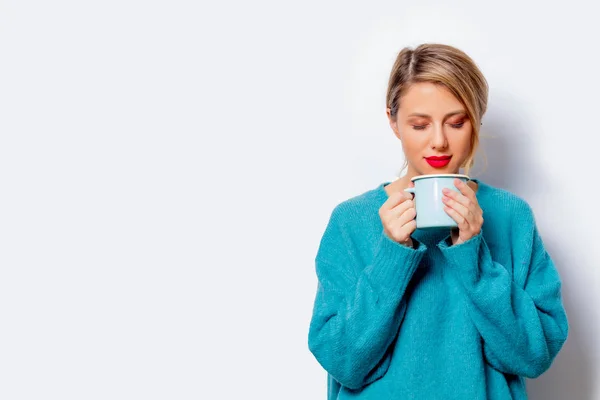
[{"x1": 379, "y1": 182, "x2": 417, "y2": 247}]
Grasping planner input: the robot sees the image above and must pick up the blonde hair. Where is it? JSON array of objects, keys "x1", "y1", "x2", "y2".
[{"x1": 386, "y1": 43, "x2": 489, "y2": 176}]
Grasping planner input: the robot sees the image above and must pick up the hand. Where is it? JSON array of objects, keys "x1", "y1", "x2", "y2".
[
  {"x1": 442, "y1": 179, "x2": 484, "y2": 246},
  {"x1": 379, "y1": 182, "x2": 417, "y2": 248}
]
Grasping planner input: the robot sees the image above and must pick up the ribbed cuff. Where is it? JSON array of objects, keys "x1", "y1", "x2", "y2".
[
  {"x1": 437, "y1": 231, "x2": 483, "y2": 277},
  {"x1": 365, "y1": 231, "x2": 427, "y2": 299}
]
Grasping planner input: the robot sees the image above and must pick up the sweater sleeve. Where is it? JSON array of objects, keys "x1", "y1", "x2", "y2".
[
  {"x1": 437, "y1": 221, "x2": 569, "y2": 378},
  {"x1": 308, "y1": 208, "x2": 427, "y2": 390}
]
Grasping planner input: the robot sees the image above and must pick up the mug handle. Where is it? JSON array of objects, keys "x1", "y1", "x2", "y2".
[{"x1": 404, "y1": 187, "x2": 415, "y2": 196}]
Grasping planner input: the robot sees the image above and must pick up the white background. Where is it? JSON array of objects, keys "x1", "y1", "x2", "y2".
[{"x1": 0, "y1": 0, "x2": 598, "y2": 399}]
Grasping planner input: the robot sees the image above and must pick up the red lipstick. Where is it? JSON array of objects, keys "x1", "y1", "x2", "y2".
[{"x1": 425, "y1": 155, "x2": 452, "y2": 168}]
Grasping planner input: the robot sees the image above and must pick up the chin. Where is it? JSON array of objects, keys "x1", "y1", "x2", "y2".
[{"x1": 423, "y1": 165, "x2": 457, "y2": 174}]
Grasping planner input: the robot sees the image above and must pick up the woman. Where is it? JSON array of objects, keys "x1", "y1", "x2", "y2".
[{"x1": 307, "y1": 43, "x2": 569, "y2": 399}]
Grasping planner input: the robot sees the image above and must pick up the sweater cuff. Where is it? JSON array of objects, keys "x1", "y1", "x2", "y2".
[
  {"x1": 437, "y1": 231, "x2": 482, "y2": 274},
  {"x1": 366, "y1": 232, "x2": 427, "y2": 297}
]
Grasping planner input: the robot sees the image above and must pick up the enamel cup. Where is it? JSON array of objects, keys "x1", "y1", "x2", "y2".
[{"x1": 404, "y1": 174, "x2": 470, "y2": 229}]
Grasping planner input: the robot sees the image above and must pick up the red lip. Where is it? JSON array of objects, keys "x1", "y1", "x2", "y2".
[{"x1": 425, "y1": 155, "x2": 452, "y2": 168}]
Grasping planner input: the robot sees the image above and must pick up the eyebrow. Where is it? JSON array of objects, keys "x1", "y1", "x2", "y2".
[{"x1": 407, "y1": 111, "x2": 466, "y2": 118}]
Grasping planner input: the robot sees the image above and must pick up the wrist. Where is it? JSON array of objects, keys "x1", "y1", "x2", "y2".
[{"x1": 403, "y1": 236, "x2": 421, "y2": 249}]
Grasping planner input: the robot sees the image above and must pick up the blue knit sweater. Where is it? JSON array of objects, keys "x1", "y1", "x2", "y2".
[{"x1": 308, "y1": 180, "x2": 568, "y2": 399}]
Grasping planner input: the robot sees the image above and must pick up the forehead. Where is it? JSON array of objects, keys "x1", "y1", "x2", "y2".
[{"x1": 399, "y1": 82, "x2": 465, "y2": 116}]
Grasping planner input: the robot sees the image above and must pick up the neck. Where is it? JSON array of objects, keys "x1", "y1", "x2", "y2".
[{"x1": 399, "y1": 165, "x2": 421, "y2": 187}]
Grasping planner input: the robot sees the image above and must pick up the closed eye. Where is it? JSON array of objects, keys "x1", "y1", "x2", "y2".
[{"x1": 412, "y1": 122, "x2": 465, "y2": 130}]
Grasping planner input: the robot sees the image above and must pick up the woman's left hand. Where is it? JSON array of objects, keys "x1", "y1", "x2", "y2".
[{"x1": 442, "y1": 179, "x2": 484, "y2": 246}]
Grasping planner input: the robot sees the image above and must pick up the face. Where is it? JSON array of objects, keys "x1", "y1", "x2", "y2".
[{"x1": 387, "y1": 82, "x2": 473, "y2": 177}]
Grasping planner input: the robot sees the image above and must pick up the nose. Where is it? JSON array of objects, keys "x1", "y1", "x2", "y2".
[{"x1": 430, "y1": 124, "x2": 448, "y2": 150}]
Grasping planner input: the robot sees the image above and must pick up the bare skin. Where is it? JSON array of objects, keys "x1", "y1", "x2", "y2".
[{"x1": 380, "y1": 82, "x2": 482, "y2": 247}]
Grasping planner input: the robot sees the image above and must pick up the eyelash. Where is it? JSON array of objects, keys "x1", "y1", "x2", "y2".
[{"x1": 412, "y1": 122, "x2": 465, "y2": 130}]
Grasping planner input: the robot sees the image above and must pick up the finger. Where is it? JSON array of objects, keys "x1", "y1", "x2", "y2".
[
  {"x1": 442, "y1": 194, "x2": 472, "y2": 222},
  {"x1": 382, "y1": 191, "x2": 413, "y2": 211},
  {"x1": 390, "y1": 197, "x2": 415, "y2": 219},
  {"x1": 406, "y1": 182, "x2": 415, "y2": 199},
  {"x1": 391, "y1": 219, "x2": 417, "y2": 242},
  {"x1": 443, "y1": 186, "x2": 480, "y2": 215},
  {"x1": 442, "y1": 190, "x2": 472, "y2": 213},
  {"x1": 396, "y1": 206, "x2": 417, "y2": 227},
  {"x1": 444, "y1": 205, "x2": 469, "y2": 230},
  {"x1": 454, "y1": 179, "x2": 477, "y2": 202}
]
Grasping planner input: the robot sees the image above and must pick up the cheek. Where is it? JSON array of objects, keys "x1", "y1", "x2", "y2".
[
  {"x1": 451, "y1": 131, "x2": 472, "y2": 153},
  {"x1": 401, "y1": 132, "x2": 428, "y2": 149},
  {"x1": 401, "y1": 138, "x2": 427, "y2": 158}
]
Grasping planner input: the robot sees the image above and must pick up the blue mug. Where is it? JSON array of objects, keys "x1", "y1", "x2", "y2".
[{"x1": 404, "y1": 174, "x2": 470, "y2": 229}]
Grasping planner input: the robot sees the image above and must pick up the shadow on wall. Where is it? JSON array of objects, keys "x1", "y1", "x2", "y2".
[
  {"x1": 471, "y1": 94, "x2": 547, "y2": 194},
  {"x1": 474, "y1": 92, "x2": 595, "y2": 399},
  {"x1": 527, "y1": 236, "x2": 594, "y2": 399}
]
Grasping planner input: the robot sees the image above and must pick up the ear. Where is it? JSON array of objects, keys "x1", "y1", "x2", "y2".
[{"x1": 386, "y1": 108, "x2": 402, "y2": 140}]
